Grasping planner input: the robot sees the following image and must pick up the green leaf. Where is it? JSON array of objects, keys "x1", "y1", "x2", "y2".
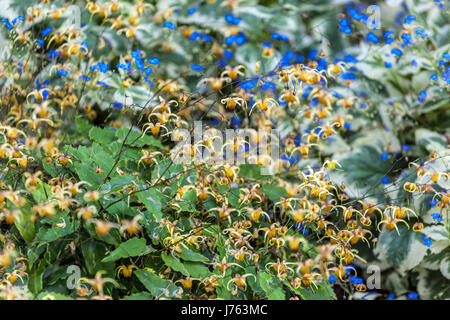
[
  {"x1": 179, "y1": 248, "x2": 209, "y2": 263},
  {"x1": 258, "y1": 272, "x2": 285, "y2": 300},
  {"x1": 417, "y1": 268, "x2": 450, "y2": 299},
  {"x1": 183, "y1": 262, "x2": 210, "y2": 278},
  {"x1": 134, "y1": 270, "x2": 181, "y2": 298},
  {"x1": 73, "y1": 161, "x2": 103, "y2": 186},
  {"x1": 35, "y1": 218, "x2": 80, "y2": 242},
  {"x1": 30, "y1": 182, "x2": 50, "y2": 203},
  {"x1": 440, "y1": 258, "x2": 450, "y2": 280},
  {"x1": 100, "y1": 175, "x2": 136, "y2": 194},
  {"x1": 288, "y1": 281, "x2": 337, "y2": 300},
  {"x1": 76, "y1": 116, "x2": 92, "y2": 133},
  {"x1": 115, "y1": 128, "x2": 163, "y2": 148},
  {"x1": 28, "y1": 261, "x2": 46, "y2": 294},
  {"x1": 91, "y1": 142, "x2": 115, "y2": 174},
  {"x1": 161, "y1": 253, "x2": 189, "y2": 276},
  {"x1": 81, "y1": 240, "x2": 115, "y2": 276},
  {"x1": 385, "y1": 272, "x2": 409, "y2": 295},
  {"x1": 14, "y1": 207, "x2": 35, "y2": 242},
  {"x1": 421, "y1": 225, "x2": 449, "y2": 242},
  {"x1": 415, "y1": 128, "x2": 447, "y2": 153},
  {"x1": 238, "y1": 164, "x2": 269, "y2": 180},
  {"x1": 329, "y1": 145, "x2": 392, "y2": 202},
  {"x1": 121, "y1": 292, "x2": 153, "y2": 300},
  {"x1": 375, "y1": 225, "x2": 428, "y2": 272},
  {"x1": 136, "y1": 188, "x2": 163, "y2": 221},
  {"x1": 177, "y1": 189, "x2": 197, "y2": 213},
  {"x1": 89, "y1": 127, "x2": 116, "y2": 144},
  {"x1": 261, "y1": 184, "x2": 287, "y2": 202},
  {"x1": 102, "y1": 237, "x2": 148, "y2": 263}
]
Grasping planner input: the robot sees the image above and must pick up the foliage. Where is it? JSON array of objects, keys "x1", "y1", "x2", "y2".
[{"x1": 0, "y1": 0, "x2": 448, "y2": 300}]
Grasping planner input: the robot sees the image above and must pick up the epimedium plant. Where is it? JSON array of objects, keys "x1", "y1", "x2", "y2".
[{"x1": 0, "y1": 0, "x2": 448, "y2": 300}]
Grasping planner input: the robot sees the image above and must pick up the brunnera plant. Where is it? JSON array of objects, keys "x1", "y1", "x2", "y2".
[{"x1": 0, "y1": 0, "x2": 448, "y2": 300}]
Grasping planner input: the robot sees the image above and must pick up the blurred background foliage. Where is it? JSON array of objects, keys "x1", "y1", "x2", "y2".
[{"x1": 0, "y1": 0, "x2": 449, "y2": 300}]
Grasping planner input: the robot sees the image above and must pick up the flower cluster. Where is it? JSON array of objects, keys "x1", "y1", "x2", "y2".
[{"x1": 0, "y1": 0, "x2": 448, "y2": 301}]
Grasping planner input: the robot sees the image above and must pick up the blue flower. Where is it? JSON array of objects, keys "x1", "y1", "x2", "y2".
[
  {"x1": 41, "y1": 89, "x2": 49, "y2": 100},
  {"x1": 430, "y1": 74, "x2": 438, "y2": 80},
  {"x1": 96, "y1": 81, "x2": 109, "y2": 88},
  {"x1": 341, "y1": 73, "x2": 356, "y2": 80},
  {"x1": 347, "y1": 8, "x2": 361, "y2": 21},
  {"x1": 41, "y1": 27, "x2": 53, "y2": 36},
  {"x1": 144, "y1": 77, "x2": 155, "y2": 87},
  {"x1": 401, "y1": 33, "x2": 412, "y2": 42},
  {"x1": 339, "y1": 19, "x2": 353, "y2": 34},
  {"x1": 431, "y1": 213, "x2": 443, "y2": 223},
  {"x1": 271, "y1": 33, "x2": 280, "y2": 40},
  {"x1": 418, "y1": 90, "x2": 426, "y2": 103},
  {"x1": 200, "y1": 34, "x2": 212, "y2": 42},
  {"x1": 91, "y1": 62, "x2": 110, "y2": 73},
  {"x1": 191, "y1": 64, "x2": 204, "y2": 72},
  {"x1": 131, "y1": 49, "x2": 141, "y2": 58},
  {"x1": 381, "y1": 176, "x2": 389, "y2": 184},
  {"x1": 216, "y1": 59, "x2": 226, "y2": 68},
  {"x1": 385, "y1": 62, "x2": 392, "y2": 68},
  {"x1": 231, "y1": 116, "x2": 241, "y2": 125},
  {"x1": 223, "y1": 50, "x2": 233, "y2": 59},
  {"x1": 235, "y1": 32, "x2": 247, "y2": 46},
  {"x1": 366, "y1": 32, "x2": 380, "y2": 44},
  {"x1": 408, "y1": 292, "x2": 418, "y2": 299},
  {"x1": 308, "y1": 49, "x2": 318, "y2": 60},
  {"x1": 113, "y1": 102, "x2": 123, "y2": 110},
  {"x1": 225, "y1": 14, "x2": 241, "y2": 25},
  {"x1": 225, "y1": 35, "x2": 236, "y2": 45},
  {"x1": 402, "y1": 144, "x2": 411, "y2": 151},
  {"x1": 386, "y1": 293, "x2": 396, "y2": 300},
  {"x1": 381, "y1": 153, "x2": 389, "y2": 160},
  {"x1": 421, "y1": 236, "x2": 432, "y2": 247},
  {"x1": 189, "y1": 31, "x2": 200, "y2": 41},
  {"x1": 328, "y1": 275, "x2": 337, "y2": 284},
  {"x1": 56, "y1": 69, "x2": 68, "y2": 77},
  {"x1": 187, "y1": 8, "x2": 196, "y2": 15},
  {"x1": 404, "y1": 15, "x2": 416, "y2": 24},
  {"x1": 148, "y1": 57, "x2": 160, "y2": 64},
  {"x1": 239, "y1": 79, "x2": 257, "y2": 90},
  {"x1": 36, "y1": 39, "x2": 44, "y2": 47},
  {"x1": 349, "y1": 276, "x2": 363, "y2": 285},
  {"x1": 391, "y1": 48, "x2": 403, "y2": 56},
  {"x1": 343, "y1": 55, "x2": 358, "y2": 63},
  {"x1": 163, "y1": 22, "x2": 176, "y2": 30}
]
